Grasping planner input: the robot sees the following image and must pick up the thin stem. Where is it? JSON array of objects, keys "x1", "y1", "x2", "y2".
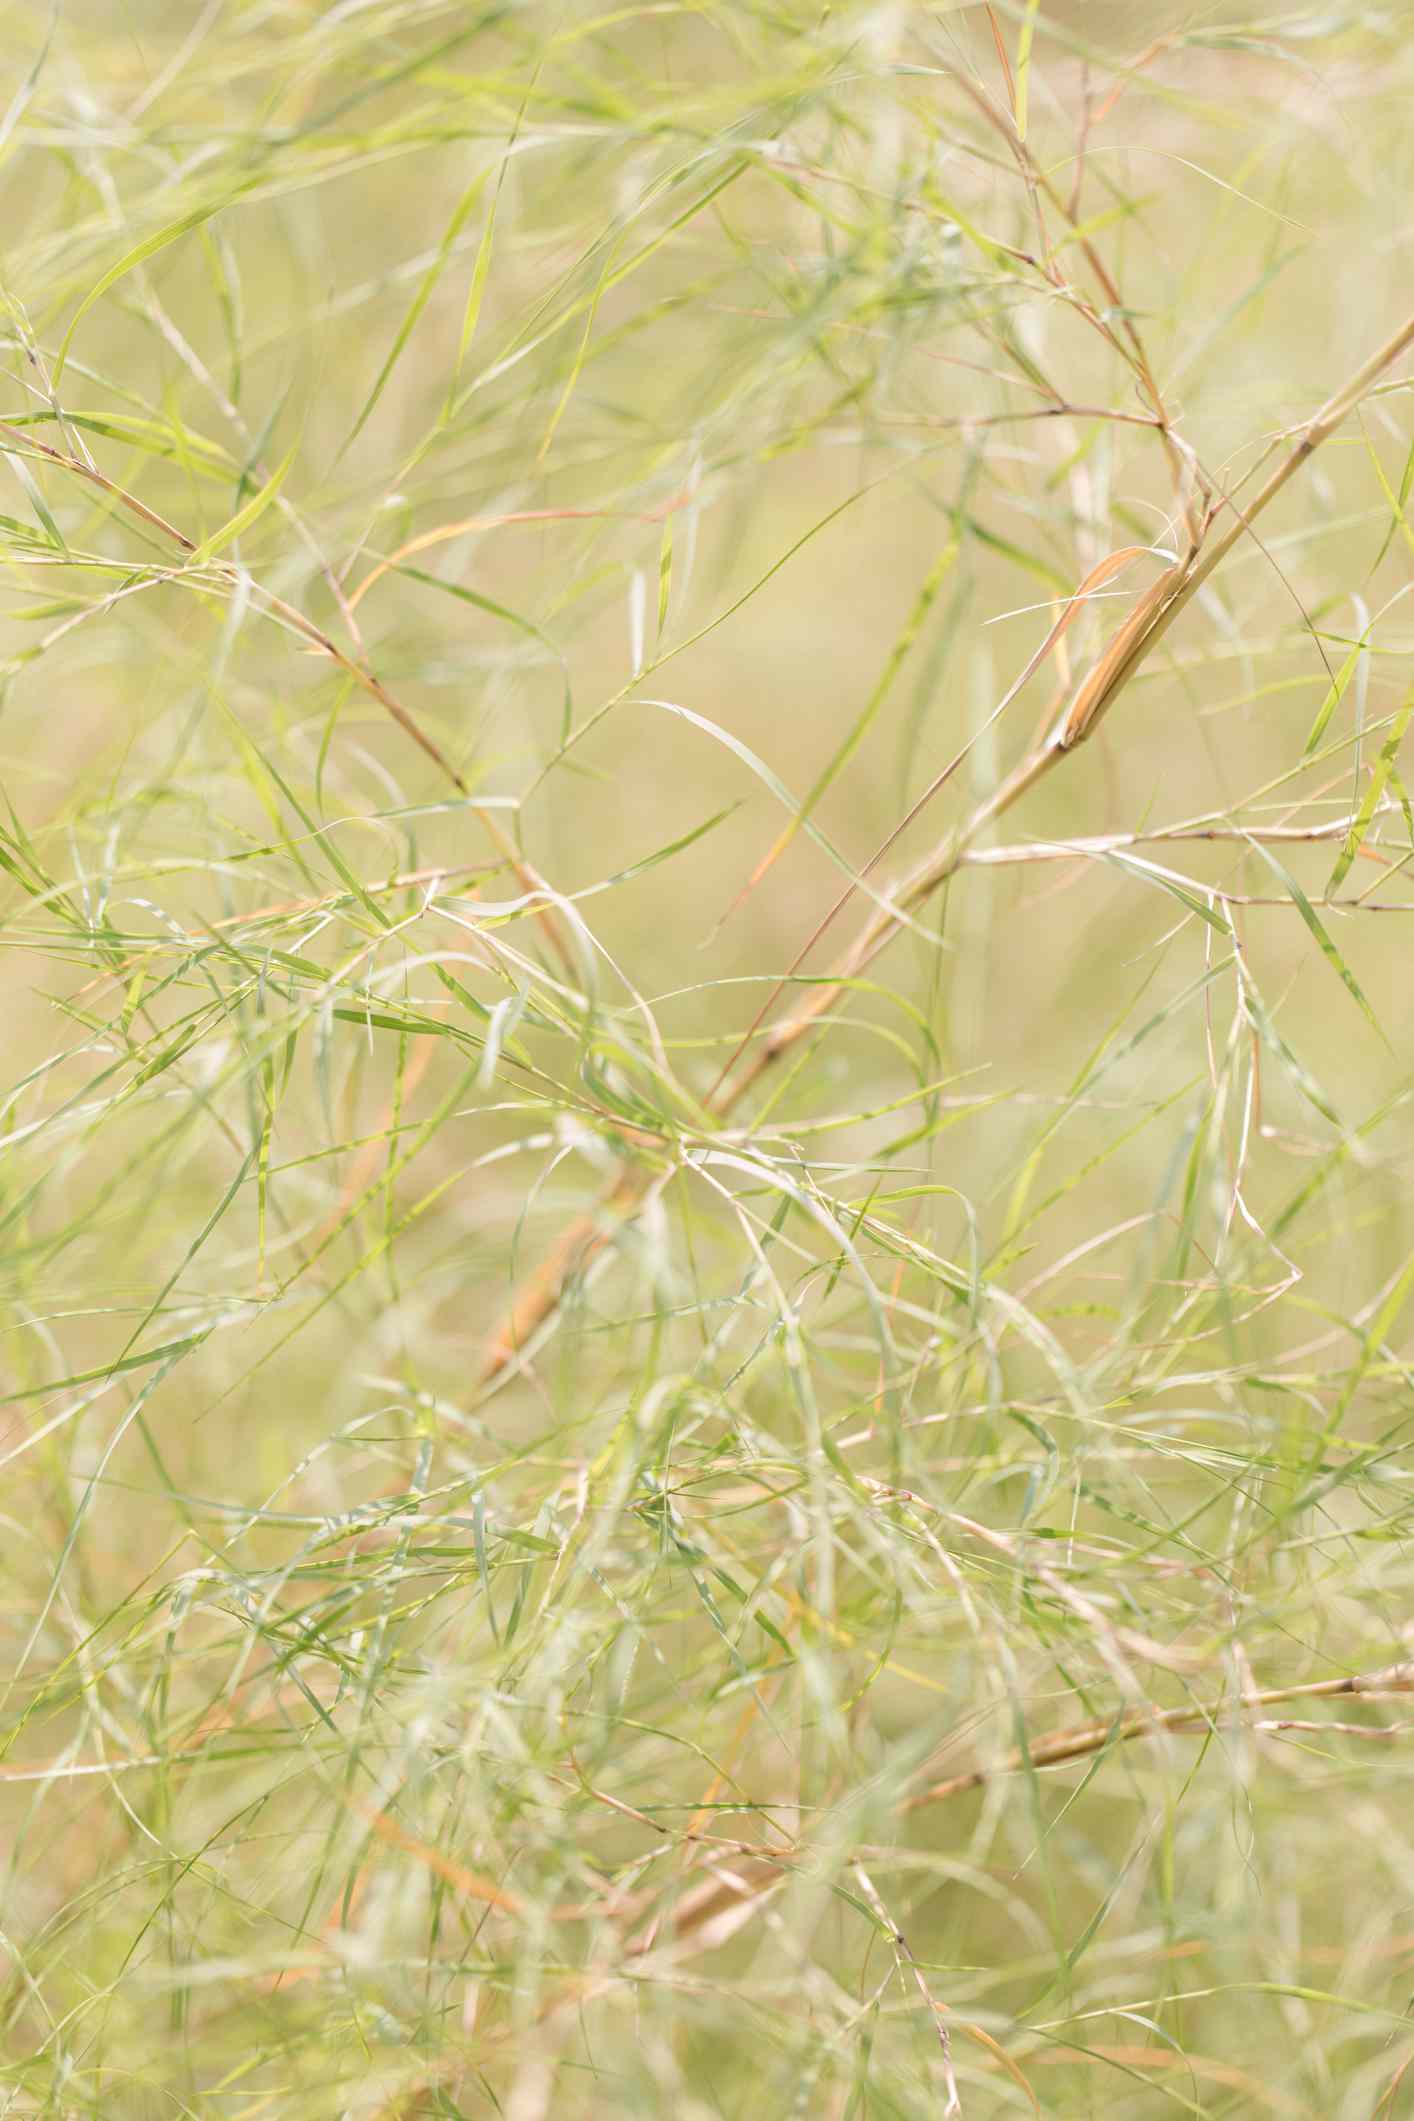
[
  {"x1": 481, "y1": 309, "x2": 1414, "y2": 1375},
  {"x1": 908, "y1": 1661, "x2": 1414, "y2": 1809}
]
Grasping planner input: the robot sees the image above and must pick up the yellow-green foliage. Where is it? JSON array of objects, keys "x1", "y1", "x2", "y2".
[{"x1": 2, "y1": 4, "x2": 1414, "y2": 2114}]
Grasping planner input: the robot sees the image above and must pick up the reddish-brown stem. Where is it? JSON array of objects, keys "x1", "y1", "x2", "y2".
[{"x1": 480, "y1": 310, "x2": 1414, "y2": 1377}]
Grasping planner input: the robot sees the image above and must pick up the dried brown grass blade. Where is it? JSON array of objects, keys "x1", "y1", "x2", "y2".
[
  {"x1": 346, "y1": 489, "x2": 688, "y2": 613},
  {"x1": 965, "y1": 2022, "x2": 1040, "y2": 2115},
  {"x1": 344, "y1": 1793, "x2": 523, "y2": 1914},
  {"x1": 706, "y1": 545, "x2": 1155, "y2": 1105},
  {"x1": 480, "y1": 312, "x2": 1414, "y2": 1379},
  {"x1": 984, "y1": 7, "x2": 1016, "y2": 121}
]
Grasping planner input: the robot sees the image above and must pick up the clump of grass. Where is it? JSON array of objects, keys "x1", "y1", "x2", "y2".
[{"x1": 3, "y1": 5, "x2": 1414, "y2": 2115}]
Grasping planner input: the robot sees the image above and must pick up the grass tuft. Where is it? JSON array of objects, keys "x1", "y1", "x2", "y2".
[{"x1": 3, "y1": 4, "x2": 1414, "y2": 2115}]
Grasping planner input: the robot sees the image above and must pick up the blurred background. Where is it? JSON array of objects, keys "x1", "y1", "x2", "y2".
[{"x1": 2, "y1": 3, "x2": 1413, "y2": 2114}]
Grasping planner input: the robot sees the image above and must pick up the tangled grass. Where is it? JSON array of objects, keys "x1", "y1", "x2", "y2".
[{"x1": 3, "y1": 3, "x2": 1414, "y2": 2114}]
